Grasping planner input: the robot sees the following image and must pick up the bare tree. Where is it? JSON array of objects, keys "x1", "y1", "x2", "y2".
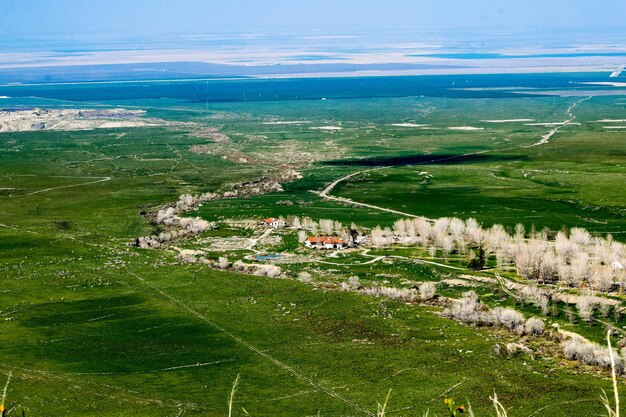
[
  {"x1": 298, "y1": 230, "x2": 307, "y2": 244},
  {"x1": 577, "y1": 296, "x2": 595, "y2": 322},
  {"x1": 319, "y1": 218, "x2": 334, "y2": 235}
]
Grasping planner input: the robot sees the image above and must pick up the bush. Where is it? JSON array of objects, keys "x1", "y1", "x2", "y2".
[
  {"x1": 442, "y1": 291, "x2": 489, "y2": 325},
  {"x1": 467, "y1": 245, "x2": 486, "y2": 270},
  {"x1": 524, "y1": 317, "x2": 545, "y2": 336},
  {"x1": 341, "y1": 276, "x2": 362, "y2": 291},
  {"x1": 360, "y1": 286, "x2": 419, "y2": 303},
  {"x1": 419, "y1": 282, "x2": 436, "y2": 300},
  {"x1": 490, "y1": 307, "x2": 525, "y2": 333},
  {"x1": 297, "y1": 271, "x2": 312, "y2": 283},
  {"x1": 254, "y1": 264, "x2": 282, "y2": 278},
  {"x1": 218, "y1": 256, "x2": 229, "y2": 269},
  {"x1": 562, "y1": 338, "x2": 624, "y2": 373},
  {"x1": 232, "y1": 260, "x2": 247, "y2": 272},
  {"x1": 178, "y1": 250, "x2": 197, "y2": 263},
  {"x1": 445, "y1": 292, "x2": 544, "y2": 336}
]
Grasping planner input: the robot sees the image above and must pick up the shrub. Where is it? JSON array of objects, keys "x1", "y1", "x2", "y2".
[
  {"x1": 348, "y1": 275, "x2": 362, "y2": 289},
  {"x1": 444, "y1": 292, "x2": 545, "y2": 336},
  {"x1": 360, "y1": 286, "x2": 419, "y2": 303},
  {"x1": 178, "y1": 250, "x2": 197, "y2": 263},
  {"x1": 467, "y1": 245, "x2": 486, "y2": 270},
  {"x1": 562, "y1": 338, "x2": 624, "y2": 373},
  {"x1": 297, "y1": 271, "x2": 312, "y2": 283},
  {"x1": 254, "y1": 264, "x2": 282, "y2": 278},
  {"x1": 419, "y1": 282, "x2": 436, "y2": 301},
  {"x1": 232, "y1": 260, "x2": 247, "y2": 272},
  {"x1": 506, "y1": 342, "x2": 533, "y2": 356},
  {"x1": 491, "y1": 307, "x2": 525, "y2": 333},
  {"x1": 442, "y1": 291, "x2": 488, "y2": 325},
  {"x1": 524, "y1": 317, "x2": 545, "y2": 336},
  {"x1": 340, "y1": 276, "x2": 362, "y2": 291},
  {"x1": 218, "y1": 256, "x2": 229, "y2": 269}
]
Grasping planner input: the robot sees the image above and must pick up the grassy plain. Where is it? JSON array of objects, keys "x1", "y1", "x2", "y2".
[{"x1": 1, "y1": 76, "x2": 625, "y2": 415}]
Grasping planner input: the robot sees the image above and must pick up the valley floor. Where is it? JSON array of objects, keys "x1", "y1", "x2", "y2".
[{"x1": 1, "y1": 73, "x2": 625, "y2": 416}]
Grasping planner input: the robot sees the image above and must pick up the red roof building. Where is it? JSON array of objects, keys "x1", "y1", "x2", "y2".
[
  {"x1": 262, "y1": 218, "x2": 287, "y2": 228},
  {"x1": 305, "y1": 236, "x2": 346, "y2": 249}
]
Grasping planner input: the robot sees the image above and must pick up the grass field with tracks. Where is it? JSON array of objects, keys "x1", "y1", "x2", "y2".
[{"x1": 1, "y1": 75, "x2": 626, "y2": 416}]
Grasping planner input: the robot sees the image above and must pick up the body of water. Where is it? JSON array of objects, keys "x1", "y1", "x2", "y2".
[{"x1": 0, "y1": 72, "x2": 622, "y2": 104}]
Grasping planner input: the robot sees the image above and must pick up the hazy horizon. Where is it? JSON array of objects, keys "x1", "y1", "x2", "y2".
[
  {"x1": 2, "y1": 1, "x2": 626, "y2": 82},
  {"x1": 3, "y1": 0, "x2": 626, "y2": 51}
]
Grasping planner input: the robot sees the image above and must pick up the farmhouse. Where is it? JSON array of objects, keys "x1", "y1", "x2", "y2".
[
  {"x1": 305, "y1": 236, "x2": 347, "y2": 250},
  {"x1": 262, "y1": 217, "x2": 288, "y2": 228}
]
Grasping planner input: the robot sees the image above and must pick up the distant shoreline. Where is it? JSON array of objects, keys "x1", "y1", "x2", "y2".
[{"x1": 0, "y1": 66, "x2": 620, "y2": 88}]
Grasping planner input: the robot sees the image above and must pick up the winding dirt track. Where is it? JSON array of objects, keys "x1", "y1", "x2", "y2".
[
  {"x1": 316, "y1": 97, "x2": 590, "y2": 217},
  {"x1": 526, "y1": 96, "x2": 591, "y2": 147}
]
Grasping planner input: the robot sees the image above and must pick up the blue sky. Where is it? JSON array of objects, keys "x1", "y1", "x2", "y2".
[{"x1": 2, "y1": 0, "x2": 626, "y2": 43}]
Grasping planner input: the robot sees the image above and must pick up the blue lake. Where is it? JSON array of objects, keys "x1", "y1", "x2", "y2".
[{"x1": 0, "y1": 72, "x2": 621, "y2": 103}]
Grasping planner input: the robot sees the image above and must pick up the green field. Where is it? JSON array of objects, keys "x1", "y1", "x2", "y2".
[{"x1": 1, "y1": 80, "x2": 626, "y2": 416}]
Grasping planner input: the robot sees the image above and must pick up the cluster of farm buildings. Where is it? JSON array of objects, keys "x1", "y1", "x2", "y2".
[{"x1": 261, "y1": 217, "x2": 353, "y2": 249}]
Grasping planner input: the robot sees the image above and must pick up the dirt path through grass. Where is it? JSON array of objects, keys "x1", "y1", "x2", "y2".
[
  {"x1": 526, "y1": 96, "x2": 591, "y2": 147},
  {"x1": 17, "y1": 176, "x2": 113, "y2": 196},
  {"x1": 127, "y1": 269, "x2": 376, "y2": 416},
  {"x1": 316, "y1": 97, "x2": 590, "y2": 218},
  {"x1": 246, "y1": 228, "x2": 273, "y2": 253}
]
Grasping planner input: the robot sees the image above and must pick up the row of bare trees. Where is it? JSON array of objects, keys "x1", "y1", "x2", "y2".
[
  {"x1": 445, "y1": 292, "x2": 625, "y2": 373},
  {"x1": 284, "y1": 216, "x2": 360, "y2": 246},
  {"x1": 134, "y1": 170, "x2": 301, "y2": 248},
  {"x1": 367, "y1": 216, "x2": 625, "y2": 292},
  {"x1": 177, "y1": 253, "x2": 284, "y2": 278},
  {"x1": 443, "y1": 291, "x2": 545, "y2": 336}
]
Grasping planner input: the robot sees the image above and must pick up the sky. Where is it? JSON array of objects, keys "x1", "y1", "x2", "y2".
[{"x1": 2, "y1": 0, "x2": 626, "y2": 44}]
